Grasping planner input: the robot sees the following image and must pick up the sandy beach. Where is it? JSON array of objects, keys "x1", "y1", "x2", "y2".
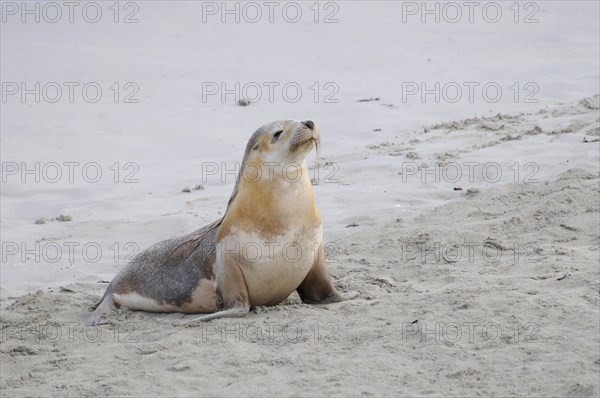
[{"x1": 1, "y1": 2, "x2": 599, "y2": 397}]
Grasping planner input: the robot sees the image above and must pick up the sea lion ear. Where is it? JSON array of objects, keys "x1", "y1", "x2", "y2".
[{"x1": 252, "y1": 143, "x2": 259, "y2": 150}]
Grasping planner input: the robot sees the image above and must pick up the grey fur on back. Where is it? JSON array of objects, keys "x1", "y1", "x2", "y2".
[
  {"x1": 105, "y1": 122, "x2": 286, "y2": 307},
  {"x1": 108, "y1": 219, "x2": 221, "y2": 306}
]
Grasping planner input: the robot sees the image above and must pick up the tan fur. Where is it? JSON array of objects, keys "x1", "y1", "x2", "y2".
[
  {"x1": 182, "y1": 279, "x2": 218, "y2": 313},
  {"x1": 217, "y1": 161, "x2": 320, "y2": 241},
  {"x1": 90, "y1": 120, "x2": 345, "y2": 326}
]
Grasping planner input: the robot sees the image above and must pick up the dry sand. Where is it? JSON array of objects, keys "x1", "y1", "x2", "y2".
[
  {"x1": 1, "y1": 2, "x2": 599, "y2": 396},
  {"x1": 1, "y1": 99, "x2": 599, "y2": 397}
]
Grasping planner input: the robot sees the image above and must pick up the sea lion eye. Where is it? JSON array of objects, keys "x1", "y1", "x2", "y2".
[
  {"x1": 252, "y1": 143, "x2": 259, "y2": 150},
  {"x1": 272, "y1": 130, "x2": 283, "y2": 142}
]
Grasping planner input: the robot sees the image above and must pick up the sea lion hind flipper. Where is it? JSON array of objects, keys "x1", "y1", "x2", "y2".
[{"x1": 87, "y1": 292, "x2": 118, "y2": 326}]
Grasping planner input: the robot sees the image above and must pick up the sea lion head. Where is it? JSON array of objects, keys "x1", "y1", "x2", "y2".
[
  {"x1": 242, "y1": 120, "x2": 320, "y2": 166},
  {"x1": 221, "y1": 119, "x2": 321, "y2": 223}
]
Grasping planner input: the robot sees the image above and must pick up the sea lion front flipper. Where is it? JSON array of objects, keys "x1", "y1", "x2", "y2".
[
  {"x1": 183, "y1": 261, "x2": 250, "y2": 324},
  {"x1": 181, "y1": 306, "x2": 249, "y2": 323},
  {"x1": 296, "y1": 243, "x2": 346, "y2": 304}
]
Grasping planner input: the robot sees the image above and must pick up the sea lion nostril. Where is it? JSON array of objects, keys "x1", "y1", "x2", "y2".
[{"x1": 303, "y1": 120, "x2": 314, "y2": 130}]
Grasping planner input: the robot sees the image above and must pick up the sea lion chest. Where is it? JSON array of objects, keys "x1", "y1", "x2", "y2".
[
  {"x1": 215, "y1": 176, "x2": 322, "y2": 306},
  {"x1": 216, "y1": 225, "x2": 322, "y2": 306}
]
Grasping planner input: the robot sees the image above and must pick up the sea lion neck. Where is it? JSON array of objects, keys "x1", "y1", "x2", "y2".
[{"x1": 217, "y1": 163, "x2": 320, "y2": 240}]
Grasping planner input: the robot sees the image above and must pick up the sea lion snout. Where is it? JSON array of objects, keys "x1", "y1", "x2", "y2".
[
  {"x1": 302, "y1": 120, "x2": 315, "y2": 130},
  {"x1": 288, "y1": 120, "x2": 319, "y2": 157}
]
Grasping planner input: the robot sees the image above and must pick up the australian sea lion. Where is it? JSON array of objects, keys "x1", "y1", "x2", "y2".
[{"x1": 88, "y1": 120, "x2": 347, "y2": 325}]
